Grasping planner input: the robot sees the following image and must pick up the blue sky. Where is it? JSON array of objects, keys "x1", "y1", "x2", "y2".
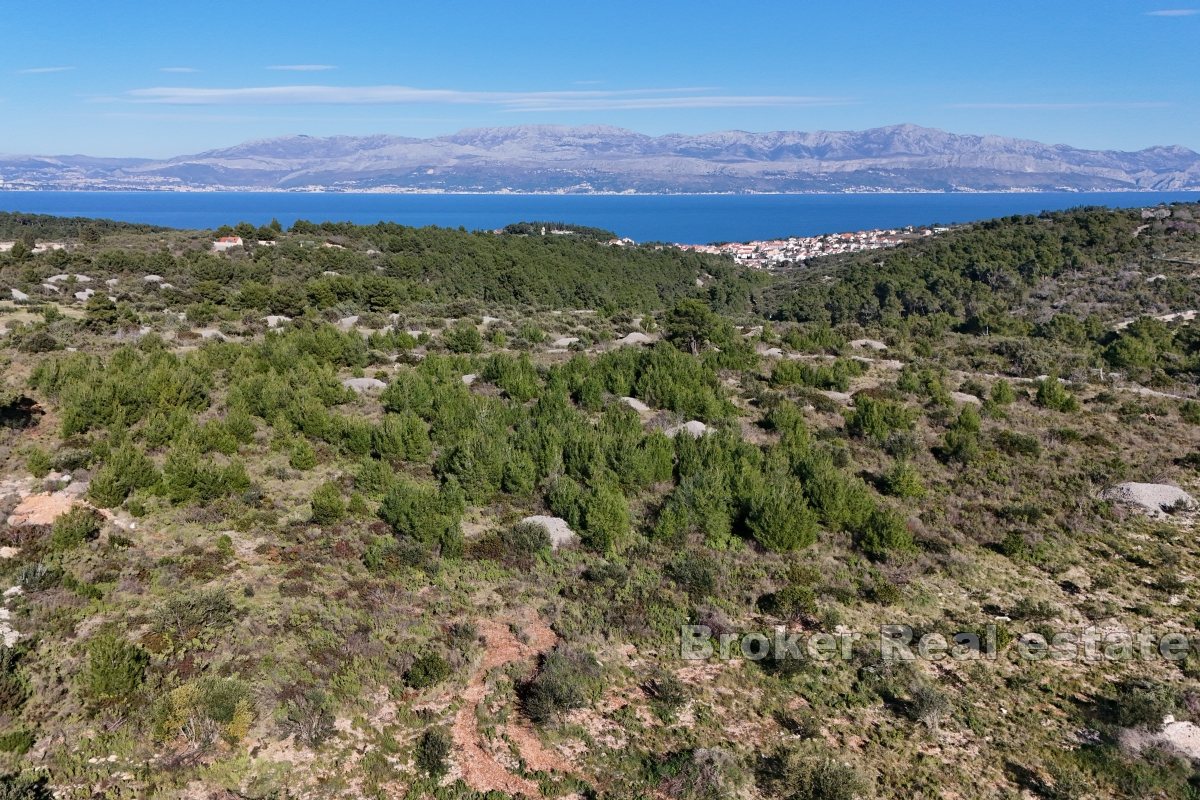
[{"x1": 2, "y1": 0, "x2": 1197, "y2": 156}]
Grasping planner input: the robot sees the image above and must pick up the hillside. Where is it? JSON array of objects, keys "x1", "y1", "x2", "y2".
[
  {"x1": 1, "y1": 205, "x2": 1200, "y2": 798},
  {"x1": 3, "y1": 124, "x2": 1200, "y2": 192}
]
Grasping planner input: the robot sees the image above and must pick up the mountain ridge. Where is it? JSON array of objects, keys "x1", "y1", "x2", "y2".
[{"x1": 2, "y1": 123, "x2": 1199, "y2": 193}]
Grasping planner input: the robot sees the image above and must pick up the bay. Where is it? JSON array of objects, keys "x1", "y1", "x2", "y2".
[{"x1": 0, "y1": 190, "x2": 1196, "y2": 243}]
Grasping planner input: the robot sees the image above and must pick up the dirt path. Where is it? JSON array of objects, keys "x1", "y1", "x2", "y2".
[{"x1": 451, "y1": 613, "x2": 571, "y2": 797}]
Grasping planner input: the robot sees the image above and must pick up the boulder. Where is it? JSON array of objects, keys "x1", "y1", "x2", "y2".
[
  {"x1": 618, "y1": 332, "x2": 654, "y2": 346},
  {"x1": 666, "y1": 420, "x2": 709, "y2": 438},
  {"x1": 619, "y1": 396, "x2": 651, "y2": 413},
  {"x1": 1102, "y1": 482, "x2": 1197, "y2": 517},
  {"x1": 519, "y1": 515, "x2": 577, "y2": 550},
  {"x1": 342, "y1": 377, "x2": 387, "y2": 393}
]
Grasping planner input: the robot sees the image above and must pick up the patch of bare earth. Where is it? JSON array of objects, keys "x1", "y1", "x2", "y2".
[
  {"x1": 6, "y1": 492, "x2": 77, "y2": 526},
  {"x1": 451, "y1": 613, "x2": 574, "y2": 797}
]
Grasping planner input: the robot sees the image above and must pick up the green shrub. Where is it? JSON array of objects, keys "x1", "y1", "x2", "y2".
[
  {"x1": 867, "y1": 578, "x2": 902, "y2": 606},
  {"x1": 415, "y1": 728, "x2": 452, "y2": 779},
  {"x1": 0, "y1": 773, "x2": 53, "y2": 800},
  {"x1": 1181, "y1": 400, "x2": 1200, "y2": 425},
  {"x1": 443, "y1": 322, "x2": 483, "y2": 354},
  {"x1": 546, "y1": 476, "x2": 585, "y2": 529},
  {"x1": 771, "y1": 358, "x2": 864, "y2": 392},
  {"x1": 379, "y1": 480, "x2": 463, "y2": 555},
  {"x1": 289, "y1": 438, "x2": 318, "y2": 470},
  {"x1": 154, "y1": 589, "x2": 237, "y2": 642},
  {"x1": 49, "y1": 507, "x2": 102, "y2": 551},
  {"x1": 24, "y1": 449, "x2": 50, "y2": 479},
  {"x1": 405, "y1": 653, "x2": 452, "y2": 689},
  {"x1": 845, "y1": 395, "x2": 915, "y2": 443},
  {"x1": 161, "y1": 445, "x2": 250, "y2": 505},
  {"x1": 642, "y1": 677, "x2": 687, "y2": 725},
  {"x1": 997, "y1": 531, "x2": 1032, "y2": 561},
  {"x1": 81, "y1": 631, "x2": 148, "y2": 702},
  {"x1": 0, "y1": 650, "x2": 29, "y2": 716},
  {"x1": 937, "y1": 406, "x2": 982, "y2": 464},
  {"x1": 17, "y1": 330, "x2": 60, "y2": 354},
  {"x1": 759, "y1": 583, "x2": 818, "y2": 620},
  {"x1": 522, "y1": 647, "x2": 603, "y2": 723},
  {"x1": 499, "y1": 521, "x2": 552, "y2": 567},
  {"x1": 665, "y1": 554, "x2": 718, "y2": 599},
  {"x1": 310, "y1": 482, "x2": 346, "y2": 525},
  {"x1": 758, "y1": 749, "x2": 867, "y2": 800},
  {"x1": 745, "y1": 479, "x2": 819, "y2": 552},
  {"x1": 152, "y1": 677, "x2": 254, "y2": 745},
  {"x1": 582, "y1": 484, "x2": 631, "y2": 553},
  {"x1": 0, "y1": 731, "x2": 34, "y2": 755},
  {"x1": 856, "y1": 507, "x2": 914, "y2": 561},
  {"x1": 1112, "y1": 679, "x2": 1176, "y2": 728},
  {"x1": 990, "y1": 379, "x2": 1016, "y2": 405},
  {"x1": 1035, "y1": 377, "x2": 1079, "y2": 413},
  {"x1": 88, "y1": 442, "x2": 159, "y2": 508},
  {"x1": 882, "y1": 461, "x2": 926, "y2": 499},
  {"x1": 994, "y1": 429, "x2": 1041, "y2": 457}
]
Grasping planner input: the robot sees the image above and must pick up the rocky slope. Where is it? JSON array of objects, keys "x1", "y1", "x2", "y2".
[{"x1": 2, "y1": 124, "x2": 1198, "y2": 192}]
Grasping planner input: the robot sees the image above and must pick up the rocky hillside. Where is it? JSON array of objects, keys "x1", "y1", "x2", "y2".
[{"x1": 2, "y1": 124, "x2": 1199, "y2": 192}]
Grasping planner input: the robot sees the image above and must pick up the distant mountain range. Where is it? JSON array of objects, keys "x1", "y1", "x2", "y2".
[{"x1": 2, "y1": 124, "x2": 1199, "y2": 193}]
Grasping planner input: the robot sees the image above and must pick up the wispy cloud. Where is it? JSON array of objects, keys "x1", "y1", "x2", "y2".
[
  {"x1": 17, "y1": 66, "x2": 74, "y2": 74},
  {"x1": 947, "y1": 102, "x2": 1173, "y2": 110},
  {"x1": 1146, "y1": 8, "x2": 1199, "y2": 15},
  {"x1": 124, "y1": 84, "x2": 849, "y2": 111},
  {"x1": 501, "y1": 96, "x2": 849, "y2": 112},
  {"x1": 160, "y1": 66, "x2": 199, "y2": 73},
  {"x1": 266, "y1": 64, "x2": 337, "y2": 72}
]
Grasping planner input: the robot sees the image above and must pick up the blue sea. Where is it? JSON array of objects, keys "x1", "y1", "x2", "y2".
[{"x1": 0, "y1": 191, "x2": 1196, "y2": 244}]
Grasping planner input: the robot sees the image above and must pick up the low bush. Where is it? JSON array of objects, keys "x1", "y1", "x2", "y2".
[
  {"x1": 310, "y1": 482, "x2": 346, "y2": 525},
  {"x1": 856, "y1": 507, "x2": 914, "y2": 561},
  {"x1": 0, "y1": 730, "x2": 34, "y2": 755},
  {"x1": 405, "y1": 653, "x2": 452, "y2": 689},
  {"x1": 414, "y1": 728, "x2": 452, "y2": 779},
  {"x1": 522, "y1": 647, "x2": 603, "y2": 723},
  {"x1": 1035, "y1": 377, "x2": 1079, "y2": 413},
  {"x1": 49, "y1": 507, "x2": 102, "y2": 551},
  {"x1": 81, "y1": 631, "x2": 148, "y2": 703}
]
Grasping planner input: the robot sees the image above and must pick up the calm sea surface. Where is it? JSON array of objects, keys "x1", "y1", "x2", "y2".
[{"x1": 0, "y1": 191, "x2": 1195, "y2": 243}]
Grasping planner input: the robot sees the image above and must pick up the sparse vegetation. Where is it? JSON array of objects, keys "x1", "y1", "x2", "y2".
[{"x1": 1, "y1": 204, "x2": 1199, "y2": 797}]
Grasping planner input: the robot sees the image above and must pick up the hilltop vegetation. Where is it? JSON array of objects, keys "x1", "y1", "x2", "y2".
[
  {"x1": 1, "y1": 205, "x2": 1200, "y2": 799},
  {"x1": 3, "y1": 217, "x2": 763, "y2": 316},
  {"x1": 0, "y1": 211, "x2": 166, "y2": 242}
]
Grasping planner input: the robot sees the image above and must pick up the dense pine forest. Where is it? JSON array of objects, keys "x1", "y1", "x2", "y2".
[{"x1": 1, "y1": 204, "x2": 1200, "y2": 799}]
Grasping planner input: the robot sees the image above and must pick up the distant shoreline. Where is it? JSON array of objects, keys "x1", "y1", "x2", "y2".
[{"x1": 1, "y1": 188, "x2": 1198, "y2": 197}]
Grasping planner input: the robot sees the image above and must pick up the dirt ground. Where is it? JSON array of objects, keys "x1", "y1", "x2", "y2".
[{"x1": 451, "y1": 612, "x2": 572, "y2": 797}]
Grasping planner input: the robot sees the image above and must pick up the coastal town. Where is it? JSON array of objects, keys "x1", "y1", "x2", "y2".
[{"x1": 674, "y1": 225, "x2": 946, "y2": 269}]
